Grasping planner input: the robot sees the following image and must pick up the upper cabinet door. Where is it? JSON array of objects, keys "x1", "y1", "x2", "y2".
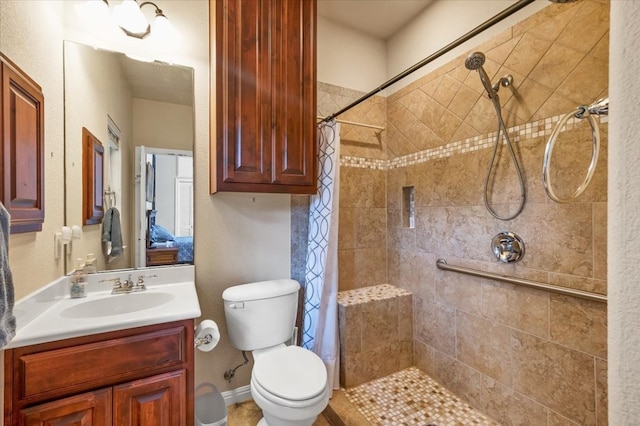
[
  {"x1": 271, "y1": 0, "x2": 317, "y2": 188},
  {"x1": 212, "y1": 0, "x2": 317, "y2": 194},
  {"x1": 0, "y1": 53, "x2": 45, "y2": 233}
]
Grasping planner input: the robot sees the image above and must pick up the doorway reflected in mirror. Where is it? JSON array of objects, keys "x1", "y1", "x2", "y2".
[{"x1": 136, "y1": 149, "x2": 193, "y2": 268}]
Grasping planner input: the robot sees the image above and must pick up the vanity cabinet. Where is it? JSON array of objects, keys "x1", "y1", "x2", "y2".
[
  {"x1": 211, "y1": 0, "x2": 317, "y2": 194},
  {"x1": 0, "y1": 52, "x2": 45, "y2": 233},
  {"x1": 4, "y1": 320, "x2": 194, "y2": 426}
]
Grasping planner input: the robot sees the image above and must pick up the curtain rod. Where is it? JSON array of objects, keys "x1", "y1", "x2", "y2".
[
  {"x1": 316, "y1": 116, "x2": 385, "y2": 131},
  {"x1": 320, "y1": 0, "x2": 536, "y2": 124},
  {"x1": 436, "y1": 259, "x2": 607, "y2": 304}
]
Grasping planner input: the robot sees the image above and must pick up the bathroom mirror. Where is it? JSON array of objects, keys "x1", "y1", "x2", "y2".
[{"x1": 64, "y1": 41, "x2": 195, "y2": 273}]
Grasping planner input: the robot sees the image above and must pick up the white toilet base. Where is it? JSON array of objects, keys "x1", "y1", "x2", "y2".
[{"x1": 257, "y1": 418, "x2": 268, "y2": 426}]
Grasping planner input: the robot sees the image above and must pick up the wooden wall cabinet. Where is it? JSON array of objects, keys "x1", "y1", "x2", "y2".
[
  {"x1": 211, "y1": 0, "x2": 317, "y2": 194},
  {"x1": 83, "y1": 127, "x2": 105, "y2": 225},
  {"x1": 4, "y1": 320, "x2": 194, "y2": 426},
  {"x1": 0, "y1": 52, "x2": 45, "y2": 233}
]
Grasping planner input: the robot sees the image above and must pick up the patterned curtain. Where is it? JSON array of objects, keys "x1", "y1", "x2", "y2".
[{"x1": 302, "y1": 121, "x2": 340, "y2": 392}]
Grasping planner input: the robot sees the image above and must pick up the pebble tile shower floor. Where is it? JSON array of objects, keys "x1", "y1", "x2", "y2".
[{"x1": 344, "y1": 367, "x2": 497, "y2": 426}]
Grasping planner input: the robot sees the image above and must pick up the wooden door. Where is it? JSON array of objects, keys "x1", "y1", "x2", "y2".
[
  {"x1": 19, "y1": 388, "x2": 111, "y2": 426},
  {"x1": 113, "y1": 370, "x2": 186, "y2": 426}
]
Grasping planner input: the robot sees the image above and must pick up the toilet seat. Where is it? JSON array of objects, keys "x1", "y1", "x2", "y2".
[{"x1": 252, "y1": 345, "x2": 327, "y2": 402}]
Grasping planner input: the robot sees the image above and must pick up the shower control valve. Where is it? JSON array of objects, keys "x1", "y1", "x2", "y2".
[{"x1": 491, "y1": 231, "x2": 525, "y2": 263}]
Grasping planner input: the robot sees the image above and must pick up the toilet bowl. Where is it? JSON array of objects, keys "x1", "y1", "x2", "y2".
[
  {"x1": 221, "y1": 279, "x2": 330, "y2": 426},
  {"x1": 250, "y1": 345, "x2": 329, "y2": 426}
]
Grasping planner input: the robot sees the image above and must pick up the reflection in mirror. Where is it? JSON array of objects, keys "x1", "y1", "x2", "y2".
[
  {"x1": 64, "y1": 41, "x2": 194, "y2": 274},
  {"x1": 135, "y1": 148, "x2": 193, "y2": 268}
]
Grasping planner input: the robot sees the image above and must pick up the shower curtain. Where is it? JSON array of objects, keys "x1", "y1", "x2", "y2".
[{"x1": 302, "y1": 121, "x2": 340, "y2": 392}]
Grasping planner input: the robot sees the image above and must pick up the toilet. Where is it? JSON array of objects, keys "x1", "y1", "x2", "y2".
[{"x1": 222, "y1": 279, "x2": 330, "y2": 426}]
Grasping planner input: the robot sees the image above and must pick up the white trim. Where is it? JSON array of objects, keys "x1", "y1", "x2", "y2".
[{"x1": 221, "y1": 385, "x2": 252, "y2": 406}]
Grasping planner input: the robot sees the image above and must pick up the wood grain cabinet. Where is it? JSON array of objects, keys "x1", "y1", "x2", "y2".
[
  {"x1": 4, "y1": 320, "x2": 194, "y2": 426},
  {"x1": 146, "y1": 246, "x2": 179, "y2": 266},
  {"x1": 0, "y1": 52, "x2": 45, "y2": 233},
  {"x1": 211, "y1": 0, "x2": 317, "y2": 194}
]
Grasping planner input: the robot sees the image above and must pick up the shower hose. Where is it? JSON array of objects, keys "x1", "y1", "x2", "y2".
[{"x1": 484, "y1": 98, "x2": 527, "y2": 221}]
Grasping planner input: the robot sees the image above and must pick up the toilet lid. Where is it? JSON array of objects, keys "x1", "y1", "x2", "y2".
[{"x1": 252, "y1": 346, "x2": 327, "y2": 401}]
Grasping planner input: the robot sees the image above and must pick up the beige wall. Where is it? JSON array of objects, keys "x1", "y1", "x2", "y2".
[
  {"x1": 64, "y1": 42, "x2": 135, "y2": 272},
  {"x1": 0, "y1": 1, "x2": 66, "y2": 297},
  {"x1": 325, "y1": 1, "x2": 609, "y2": 424},
  {"x1": 609, "y1": 1, "x2": 640, "y2": 422},
  {"x1": 133, "y1": 98, "x2": 193, "y2": 151}
]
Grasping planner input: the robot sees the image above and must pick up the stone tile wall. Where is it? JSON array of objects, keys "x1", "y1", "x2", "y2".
[
  {"x1": 385, "y1": 2, "x2": 608, "y2": 424},
  {"x1": 337, "y1": 284, "x2": 413, "y2": 387},
  {"x1": 312, "y1": 0, "x2": 610, "y2": 424}
]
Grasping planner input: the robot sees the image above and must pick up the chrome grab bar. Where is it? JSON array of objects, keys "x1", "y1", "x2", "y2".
[
  {"x1": 435, "y1": 259, "x2": 607, "y2": 304},
  {"x1": 542, "y1": 97, "x2": 608, "y2": 203}
]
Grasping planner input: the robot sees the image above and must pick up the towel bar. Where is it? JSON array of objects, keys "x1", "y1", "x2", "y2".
[{"x1": 435, "y1": 259, "x2": 607, "y2": 304}]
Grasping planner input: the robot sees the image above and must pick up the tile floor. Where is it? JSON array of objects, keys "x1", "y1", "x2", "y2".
[
  {"x1": 227, "y1": 367, "x2": 496, "y2": 426},
  {"x1": 227, "y1": 401, "x2": 331, "y2": 426},
  {"x1": 345, "y1": 367, "x2": 498, "y2": 426}
]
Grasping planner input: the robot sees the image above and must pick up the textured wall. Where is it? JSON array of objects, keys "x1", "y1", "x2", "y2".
[
  {"x1": 608, "y1": 0, "x2": 640, "y2": 423},
  {"x1": 0, "y1": 1, "x2": 66, "y2": 298}
]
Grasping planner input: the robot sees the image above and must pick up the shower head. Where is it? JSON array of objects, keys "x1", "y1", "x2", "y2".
[
  {"x1": 465, "y1": 52, "x2": 496, "y2": 99},
  {"x1": 464, "y1": 52, "x2": 486, "y2": 71}
]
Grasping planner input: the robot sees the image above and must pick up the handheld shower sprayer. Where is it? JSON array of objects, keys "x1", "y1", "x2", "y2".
[
  {"x1": 464, "y1": 51, "x2": 526, "y2": 221},
  {"x1": 465, "y1": 52, "x2": 496, "y2": 99},
  {"x1": 465, "y1": 52, "x2": 513, "y2": 100}
]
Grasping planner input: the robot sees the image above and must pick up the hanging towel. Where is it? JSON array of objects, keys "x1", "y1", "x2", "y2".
[
  {"x1": 0, "y1": 202, "x2": 17, "y2": 347},
  {"x1": 102, "y1": 207, "x2": 124, "y2": 257}
]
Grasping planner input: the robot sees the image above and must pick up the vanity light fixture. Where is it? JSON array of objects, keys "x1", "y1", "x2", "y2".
[
  {"x1": 114, "y1": 0, "x2": 172, "y2": 39},
  {"x1": 76, "y1": 0, "x2": 174, "y2": 40}
]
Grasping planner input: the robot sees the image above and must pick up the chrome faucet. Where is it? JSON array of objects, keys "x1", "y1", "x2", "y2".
[
  {"x1": 100, "y1": 273, "x2": 156, "y2": 294},
  {"x1": 110, "y1": 275, "x2": 135, "y2": 294}
]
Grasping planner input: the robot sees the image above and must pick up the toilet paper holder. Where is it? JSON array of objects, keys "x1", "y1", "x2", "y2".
[
  {"x1": 195, "y1": 333, "x2": 214, "y2": 347},
  {"x1": 194, "y1": 320, "x2": 220, "y2": 352}
]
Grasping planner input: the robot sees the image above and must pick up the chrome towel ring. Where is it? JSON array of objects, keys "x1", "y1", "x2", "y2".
[{"x1": 542, "y1": 97, "x2": 608, "y2": 203}]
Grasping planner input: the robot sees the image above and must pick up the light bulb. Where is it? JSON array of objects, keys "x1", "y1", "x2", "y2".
[
  {"x1": 153, "y1": 13, "x2": 172, "y2": 37},
  {"x1": 115, "y1": 0, "x2": 148, "y2": 34}
]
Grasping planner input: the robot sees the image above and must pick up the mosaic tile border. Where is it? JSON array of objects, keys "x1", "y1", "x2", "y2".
[
  {"x1": 345, "y1": 367, "x2": 497, "y2": 426},
  {"x1": 339, "y1": 114, "x2": 608, "y2": 170},
  {"x1": 337, "y1": 283, "x2": 412, "y2": 307}
]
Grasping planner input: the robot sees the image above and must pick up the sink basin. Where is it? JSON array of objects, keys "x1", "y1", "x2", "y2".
[{"x1": 60, "y1": 292, "x2": 175, "y2": 319}]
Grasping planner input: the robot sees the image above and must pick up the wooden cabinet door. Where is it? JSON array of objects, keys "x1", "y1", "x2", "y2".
[
  {"x1": 271, "y1": 0, "x2": 317, "y2": 189},
  {"x1": 113, "y1": 370, "x2": 186, "y2": 426},
  {"x1": 19, "y1": 388, "x2": 111, "y2": 426},
  {"x1": 0, "y1": 54, "x2": 45, "y2": 233},
  {"x1": 212, "y1": 0, "x2": 317, "y2": 194},
  {"x1": 215, "y1": 0, "x2": 273, "y2": 190}
]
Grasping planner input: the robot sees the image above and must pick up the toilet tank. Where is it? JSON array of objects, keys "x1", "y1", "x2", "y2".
[{"x1": 222, "y1": 279, "x2": 300, "y2": 351}]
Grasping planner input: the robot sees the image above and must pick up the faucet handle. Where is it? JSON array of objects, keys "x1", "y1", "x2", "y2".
[
  {"x1": 113, "y1": 277, "x2": 122, "y2": 287},
  {"x1": 132, "y1": 274, "x2": 150, "y2": 292}
]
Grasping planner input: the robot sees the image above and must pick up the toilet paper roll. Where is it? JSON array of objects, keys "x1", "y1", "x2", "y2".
[
  {"x1": 60, "y1": 226, "x2": 72, "y2": 243},
  {"x1": 195, "y1": 320, "x2": 220, "y2": 352}
]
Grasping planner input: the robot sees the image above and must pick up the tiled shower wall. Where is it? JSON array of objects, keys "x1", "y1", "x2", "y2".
[{"x1": 294, "y1": 0, "x2": 609, "y2": 424}]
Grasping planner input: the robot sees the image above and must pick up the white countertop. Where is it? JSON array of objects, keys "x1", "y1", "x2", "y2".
[{"x1": 7, "y1": 265, "x2": 201, "y2": 349}]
